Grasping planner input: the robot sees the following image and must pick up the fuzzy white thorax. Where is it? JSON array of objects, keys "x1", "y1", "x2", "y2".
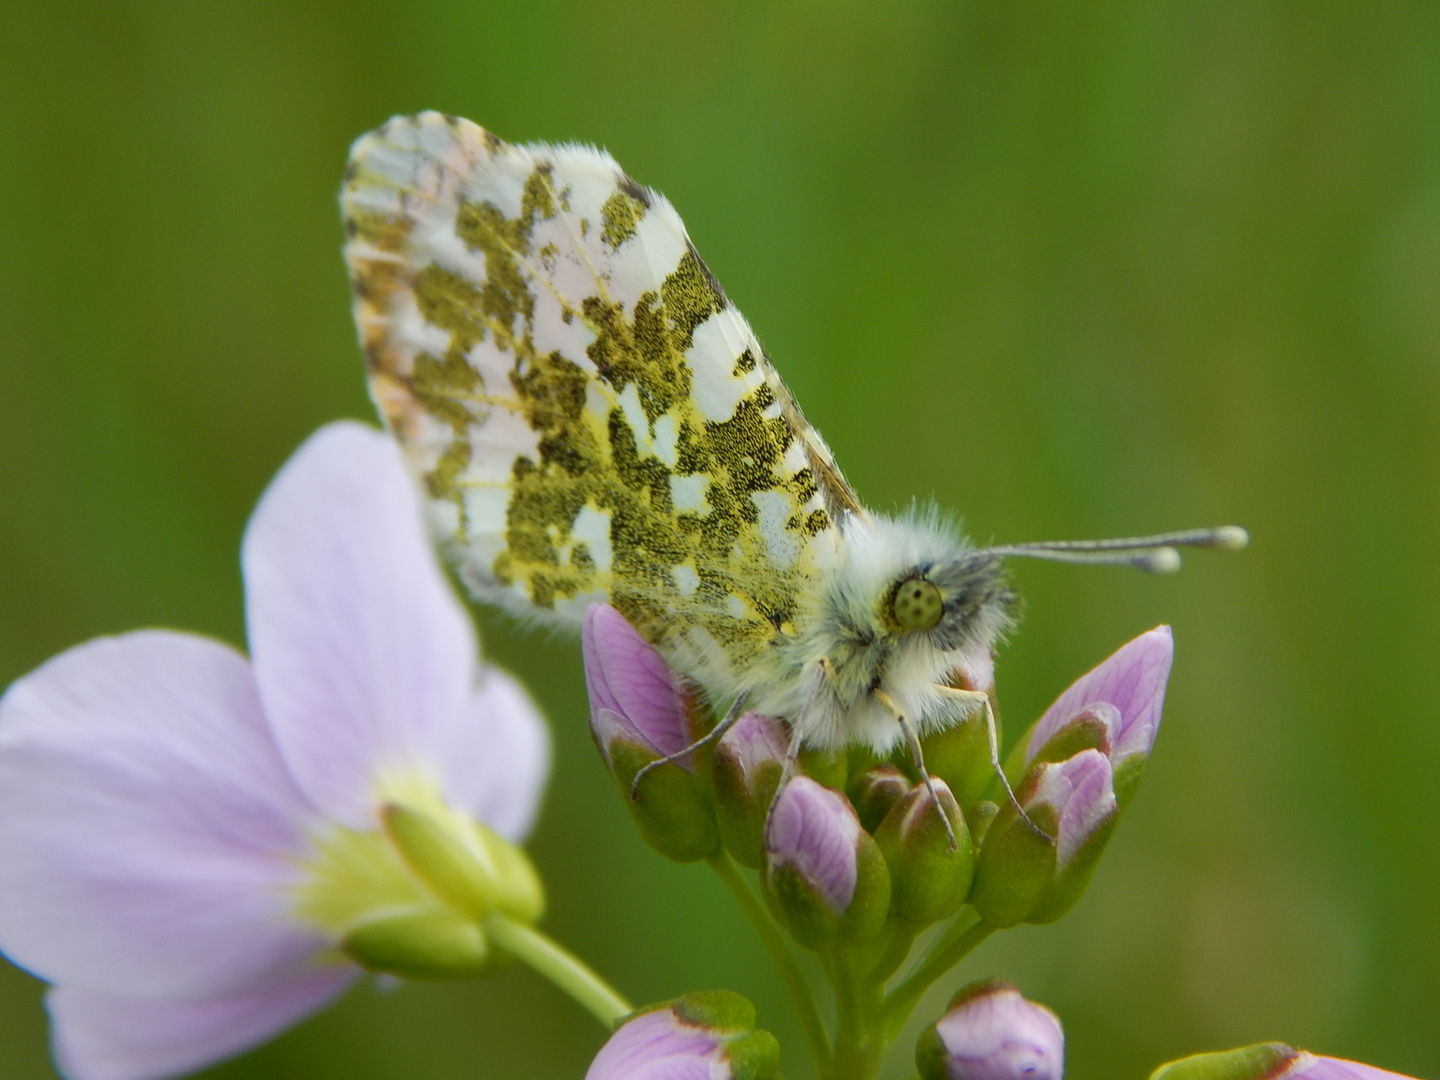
[{"x1": 671, "y1": 508, "x2": 1013, "y2": 754}]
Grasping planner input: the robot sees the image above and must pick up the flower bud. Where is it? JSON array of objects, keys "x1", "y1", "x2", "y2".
[
  {"x1": 978, "y1": 627, "x2": 1174, "y2": 928},
  {"x1": 1017, "y1": 626, "x2": 1172, "y2": 808},
  {"x1": 342, "y1": 909, "x2": 491, "y2": 979},
  {"x1": 713, "y1": 713, "x2": 789, "y2": 868},
  {"x1": 586, "y1": 990, "x2": 781, "y2": 1080},
  {"x1": 971, "y1": 751, "x2": 1116, "y2": 928},
  {"x1": 849, "y1": 763, "x2": 915, "y2": 833},
  {"x1": 916, "y1": 978, "x2": 1064, "y2": 1080},
  {"x1": 920, "y1": 656, "x2": 998, "y2": 813},
  {"x1": 873, "y1": 777, "x2": 973, "y2": 925},
  {"x1": 1149, "y1": 1043, "x2": 1417, "y2": 1080},
  {"x1": 584, "y1": 605, "x2": 719, "y2": 862},
  {"x1": 763, "y1": 777, "x2": 890, "y2": 949},
  {"x1": 381, "y1": 804, "x2": 544, "y2": 924}
]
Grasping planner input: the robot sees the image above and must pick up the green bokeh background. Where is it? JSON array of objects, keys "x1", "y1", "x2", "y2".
[{"x1": 2, "y1": 2, "x2": 1437, "y2": 1078}]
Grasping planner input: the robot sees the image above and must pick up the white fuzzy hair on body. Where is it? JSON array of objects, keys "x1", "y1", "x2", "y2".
[{"x1": 669, "y1": 507, "x2": 1014, "y2": 755}]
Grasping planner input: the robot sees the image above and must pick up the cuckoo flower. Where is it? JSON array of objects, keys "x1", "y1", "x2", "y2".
[
  {"x1": 0, "y1": 423, "x2": 549, "y2": 1080},
  {"x1": 917, "y1": 978, "x2": 1064, "y2": 1080}
]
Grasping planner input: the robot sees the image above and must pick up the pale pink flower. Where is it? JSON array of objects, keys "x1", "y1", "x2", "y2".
[{"x1": 0, "y1": 422, "x2": 548, "y2": 1080}]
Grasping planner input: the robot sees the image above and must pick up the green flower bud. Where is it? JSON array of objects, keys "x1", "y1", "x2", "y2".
[
  {"x1": 921, "y1": 707, "x2": 999, "y2": 814},
  {"x1": 342, "y1": 909, "x2": 490, "y2": 979},
  {"x1": 381, "y1": 804, "x2": 544, "y2": 924},
  {"x1": 969, "y1": 799, "x2": 1058, "y2": 929},
  {"x1": 602, "y1": 730, "x2": 720, "y2": 862},
  {"x1": 849, "y1": 764, "x2": 915, "y2": 833},
  {"x1": 873, "y1": 778, "x2": 973, "y2": 925},
  {"x1": 1149, "y1": 1044, "x2": 1299, "y2": 1080}
]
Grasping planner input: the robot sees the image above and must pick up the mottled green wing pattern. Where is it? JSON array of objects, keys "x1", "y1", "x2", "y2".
[{"x1": 341, "y1": 113, "x2": 862, "y2": 673}]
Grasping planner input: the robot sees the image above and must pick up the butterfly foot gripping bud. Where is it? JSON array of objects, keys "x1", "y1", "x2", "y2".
[
  {"x1": 587, "y1": 991, "x2": 781, "y2": 1080},
  {"x1": 873, "y1": 776, "x2": 973, "y2": 925},
  {"x1": 916, "y1": 978, "x2": 1064, "y2": 1080},
  {"x1": 584, "y1": 605, "x2": 719, "y2": 862},
  {"x1": 712, "y1": 713, "x2": 789, "y2": 868},
  {"x1": 762, "y1": 777, "x2": 890, "y2": 950}
]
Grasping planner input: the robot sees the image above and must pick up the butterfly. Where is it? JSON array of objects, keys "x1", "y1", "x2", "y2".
[{"x1": 340, "y1": 112, "x2": 1244, "y2": 806}]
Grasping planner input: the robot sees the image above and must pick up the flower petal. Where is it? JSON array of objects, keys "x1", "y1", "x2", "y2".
[
  {"x1": 582, "y1": 606, "x2": 689, "y2": 757},
  {"x1": 1292, "y1": 1055, "x2": 1420, "y2": 1080},
  {"x1": 1029, "y1": 750, "x2": 1117, "y2": 868},
  {"x1": 585, "y1": 1011, "x2": 719, "y2": 1080},
  {"x1": 48, "y1": 968, "x2": 355, "y2": 1080},
  {"x1": 243, "y1": 422, "x2": 480, "y2": 826},
  {"x1": 433, "y1": 667, "x2": 550, "y2": 842},
  {"x1": 0, "y1": 632, "x2": 324, "y2": 999},
  {"x1": 1026, "y1": 626, "x2": 1173, "y2": 766}
]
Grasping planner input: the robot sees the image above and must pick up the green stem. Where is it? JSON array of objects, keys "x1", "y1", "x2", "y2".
[
  {"x1": 827, "y1": 948, "x2": 885, "y2": 1080},
  {"x1": 708, "y1": 851, "x2": 832, "y2": 1076},
  {"x1": 485, "y1": 913, "x2": 632, "y2": 1027},
  {"x1": 881, "y1": 914, "x2": 993, "y2": 1026},
  {"x1": 865, "y1": 920, "x2": 920, "y2": 987}
]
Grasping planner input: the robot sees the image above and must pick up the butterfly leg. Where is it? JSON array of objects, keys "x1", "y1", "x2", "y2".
[
  {"x1": 630, "y1": 690, "x2": 751, "y2": 800},
  {"x1": 933, "y1": 686, "x2": 1045, "y2": 839},
  {"x1": 873, "y1": 689, "x2": 959, "y2": 851},
  {"x1": 775, "y1": 657, "x2": 834, "y2": 792}
]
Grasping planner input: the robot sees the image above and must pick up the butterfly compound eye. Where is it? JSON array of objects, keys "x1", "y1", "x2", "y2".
[{"x1": 891, "y1": 578, "x2": 944, "y2": 633}]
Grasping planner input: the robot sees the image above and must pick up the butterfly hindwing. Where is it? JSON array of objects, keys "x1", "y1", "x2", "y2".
[{"x1": 342, "y1": 113, "x2": 862, "y2": 677}]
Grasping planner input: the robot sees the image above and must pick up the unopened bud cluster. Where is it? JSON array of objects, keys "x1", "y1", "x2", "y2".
[{"x1": 584, "y1": 604, "x2": 1173, "y2": 948}]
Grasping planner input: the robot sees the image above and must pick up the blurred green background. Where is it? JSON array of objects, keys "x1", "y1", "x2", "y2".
[{"x1": 2, "y1": 2, "x2": 1438, "y2": 1078}]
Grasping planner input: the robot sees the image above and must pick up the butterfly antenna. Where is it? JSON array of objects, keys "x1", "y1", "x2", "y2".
[{"x1": 983, "y1": 525, "x2": 1248, "y2": 574}]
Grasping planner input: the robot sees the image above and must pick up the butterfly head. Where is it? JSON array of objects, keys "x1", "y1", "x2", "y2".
[{"x1": 881, "y1": 551, "x2": 1015, "y2": 656}]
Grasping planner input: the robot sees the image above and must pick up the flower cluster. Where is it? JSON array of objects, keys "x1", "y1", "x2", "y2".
[{"x1": 584, "y1": 603, "x2": 1171, "y2": 948}]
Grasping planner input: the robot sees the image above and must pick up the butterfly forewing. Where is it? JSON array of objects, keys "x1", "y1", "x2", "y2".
[{"x1": 342, "y1": 113, "x2": 862, "y2": 677}]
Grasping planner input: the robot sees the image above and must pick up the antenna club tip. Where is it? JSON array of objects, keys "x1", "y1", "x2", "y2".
[
  {"x1": 1145, "y1": 548, "x2": 1182, "y2": 574},
  {"x1": 1213, "y1": 525, "x2": 1249, "y2": 551}
]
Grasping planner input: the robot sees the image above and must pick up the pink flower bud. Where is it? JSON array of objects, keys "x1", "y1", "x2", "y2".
[
  {"x1": 763, "y1": 778, "x2": 890, "y2": 948},
  {"x1": 917, "y1": 978, "x2": 1064, "y2": 1080},
  {"x1": 583, "y1": 605, "x2": 693, "y2": 764},
  {"x1": 585, "y1": 991, "x2": 779, "y2": 1080},
  {"x1": 1026, "y1": 750, "x2": 1116, "y2": 869},
  {"x1": 765, "y1": 779, "x2": 862, "y2": 916},
  {"x1": 713, "y1": 713, "x2": 789, "y2": 868},
  {"x1": 1025, "y1": 627, "x2": 1173, "y2": 768}
]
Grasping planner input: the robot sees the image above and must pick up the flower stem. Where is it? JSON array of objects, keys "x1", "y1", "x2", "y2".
[
  {"x1": 708, "y1": 850, "x2": 832, "y2": 1076},
  {"x1": 485, "y1": 913, "x2": 632, "y2": 1027},
  {"x1": 881, "y1": 911, "x2": 993, "y2": 1025}
]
